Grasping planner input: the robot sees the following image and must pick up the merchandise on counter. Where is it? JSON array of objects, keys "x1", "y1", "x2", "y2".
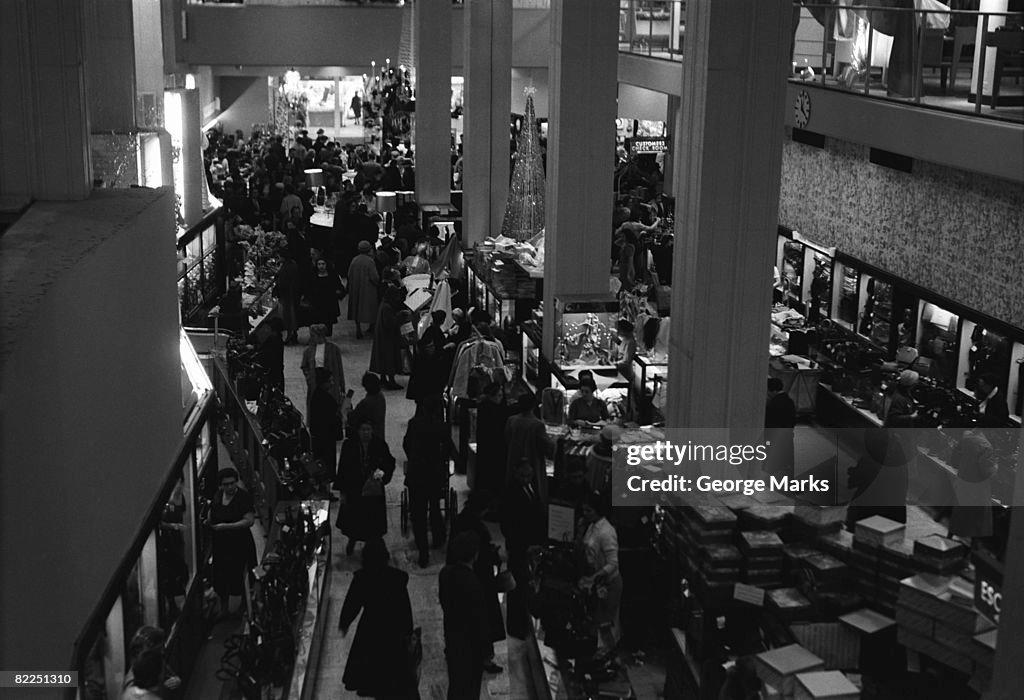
[
  {"x1": 739, "y1": 504, "x2": 794, "y2": 532},
  {"x1": 794, "y1": 670, "x2": 860, "y2": 700},
  {"x1": 754, "y1": 644, "x2": 826, "y2": 696}
]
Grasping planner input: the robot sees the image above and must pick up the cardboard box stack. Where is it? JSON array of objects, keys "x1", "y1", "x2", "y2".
[
  {"x1": 754, "y1": 644, "x2": 825, "y2": 697},
  {"x1": 912, "y1": 535, "x2": 968, "y2": 575},
  {"x1": 850, "y1": 517, "x2": 907, "y2": 613},
  {"x1": 678, "y1": 502, "x2": 739, "y2": 607},
  {"x1": 895, "y1": 573, "x2": 996, "y2": 676},
  {"x1": 740, "y1": 531, "x2": 785, "y2": 588},
  {"x1": 794, "y1": 670, "x2": 860, "y2": 700}
]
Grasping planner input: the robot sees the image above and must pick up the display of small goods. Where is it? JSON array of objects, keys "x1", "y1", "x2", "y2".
[
  {"x1": 781, "y1": 239, "x2": 806, "y2": 308},
  {"x1": 554, "y1": 305, "x2": 619, "y2": 366},
  {"x1": 914, "y1": 302, "x2": 959, "y2": 385},
  {"x1": 858, "y1": 277, "x2": 893, "y2": 349},
  {"x1": 806, "y1": 251, "x2": 833, "y2": 324},
  {"x1": 834, "y1": 263, "x2": 859, "y2": 330}
]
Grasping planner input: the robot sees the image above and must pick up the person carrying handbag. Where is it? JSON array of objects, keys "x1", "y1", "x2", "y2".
[{"x1": 333, "y1": 416, "x2": 396, "y2": 556}]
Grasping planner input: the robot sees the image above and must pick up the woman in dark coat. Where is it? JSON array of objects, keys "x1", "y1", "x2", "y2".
[
  {"x1": 338, "y1": 538, "x2": 417, "y2": 699},
  {"x1": 347, "y1": 241, "x2": 380, "y2": 339},
  {"x1": 449, "y1": 494, "x2": 506, "y2": 674},
  {"x1": 349, "y1": 372, "x2": 387, "y2": 440},
  {"x1": 305, "y1": 257, "x2": 344, "y2": 336},
  {"x1": 370, "y1": 284, "x2": 406, "y2": 390},
  {"x1": 476, "y1": 382, "x2": 510, "y2": 496},
  {"x1": 407, "y1": 310, "x2": 448, "y2": 402},
  {"x1": 333, "y1": 417, "x2": 396, "y2": 555},
  {"x1": 307, "y1": 368, "x2": 341, "y2": 483},
  {"x1": 207, "y1": 467, "x2": 257, "y2": 618}
]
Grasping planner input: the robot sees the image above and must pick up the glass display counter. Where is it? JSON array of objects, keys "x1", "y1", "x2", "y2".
[{"x1": 632, "y1": 354, "x2": 669, "y2": 424}]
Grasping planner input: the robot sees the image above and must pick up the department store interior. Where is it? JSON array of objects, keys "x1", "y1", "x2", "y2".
[{"x1": 2, "y1": 1, "x2": 1024, "y2": 699}]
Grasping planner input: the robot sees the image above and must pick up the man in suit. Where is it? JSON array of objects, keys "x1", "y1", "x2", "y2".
[
  {"x1": 439, "y1": 531, "x2": 488, "y2": 700},
  {"x1": 974, "y1": 373, "x2": 1009, "y2": 427},
  {"x1": 501, "y1": 458, "x2": 547, "y2": 639},
  {"x1": 381, "y1": 156, "x2": 416, "y2": 192}
]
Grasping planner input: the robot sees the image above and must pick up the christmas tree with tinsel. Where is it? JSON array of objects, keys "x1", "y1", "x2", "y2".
[{"x1": 500, "y1": 88, "x2": 545, "y2": 242}]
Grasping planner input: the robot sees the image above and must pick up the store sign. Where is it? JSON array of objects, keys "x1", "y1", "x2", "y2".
[
  {"x1": 631, "y1": 137, "x2": 670, "y2": 155},
  {"x1": 973, "y1": 551, "x2": 1003, "y2": 625}
]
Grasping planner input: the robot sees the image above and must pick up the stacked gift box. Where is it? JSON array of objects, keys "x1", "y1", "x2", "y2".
[
  {"x1": 754, "y1": 644, "x2": 826, "y2": 697},
  {"x1": 676, "y1": 501, "x2": 739, "y2": 608},
  {"x1": 791, "y1": 505, "x2": 846, "y2": 539},
  {"x1": 912, "y1": 535, "x2": 969, "y2": 575},
  {"x1": 739, "y1": 504, "x2": 794, "y2": 534},
  {"x1": 848, "y1": 516, "x2": 908, "y2": 613},
  {"x1": 739, "y1": 531, "x2": 786, "y2": 588},
  {"x1": 768, "y1": 587, "x2": 815, "y2": 622},
  {"x1": 895, "y1": 573, "x2": 995, "y2": 676},
  {"x1": 794, "y1": 670, "x2": 861, "y2": 700}
]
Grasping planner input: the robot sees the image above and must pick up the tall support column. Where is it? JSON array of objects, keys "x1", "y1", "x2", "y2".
[
  {"x1": 463, "y1": 0, "x2": 512, "y2": 246},
  {"x1": 84, "y1": 0, "x2": 137, "y2": 132},
  {"x1": 665, "y1": 0, "x2": 792, "y2": 430},
  {"x1": 543, "y1": 0, "x2": 619, "y2": 358},
  {"x1": 663, "y1": 94, "x2": 681, "y2": 192},
  {"x1": 414, "y1": 0, "x2": 453, "y2": 206},
  {"x1": 0, "y1": 0, "x2": 91, "y2": 201}
]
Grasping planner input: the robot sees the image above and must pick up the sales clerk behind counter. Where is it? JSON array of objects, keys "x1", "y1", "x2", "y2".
[{"x1": 568, "y1": 377, "x2": 610, "y2": 426}]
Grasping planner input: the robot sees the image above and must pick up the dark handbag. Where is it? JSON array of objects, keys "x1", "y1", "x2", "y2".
[{"x1": 361, "y1": 474, "x2": 384, "y2": 497}]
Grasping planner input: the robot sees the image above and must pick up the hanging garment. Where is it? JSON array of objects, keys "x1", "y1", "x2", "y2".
[
  {"x1": 429, "y1": 279, "x2": 454, "y2": 334},
  {"x1": 448, "y1": 335, "x2": 506, "y2": 399}
]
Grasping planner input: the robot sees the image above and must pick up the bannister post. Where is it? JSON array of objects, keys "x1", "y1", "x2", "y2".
[{"x1": 975, "y1": 13, "x2": 989, "y2": 113}]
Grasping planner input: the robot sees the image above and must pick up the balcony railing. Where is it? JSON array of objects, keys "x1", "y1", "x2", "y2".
[
  {"x1": 792, "y1": 4, "x2": 1023, "y2": 123},
  {"x1": 618, "y1": 0, "x2": 685, "y2": 61}
]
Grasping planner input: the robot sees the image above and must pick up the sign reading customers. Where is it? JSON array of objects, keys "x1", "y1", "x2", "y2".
[{"x1": 630, "y1": 137, "x2": 670, "y2": 154}]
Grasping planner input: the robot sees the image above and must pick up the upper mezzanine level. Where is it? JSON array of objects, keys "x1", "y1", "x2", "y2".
[
  {"x1": 617, "y1": 0, "x2": 1023, "y2": 183},
  {"x1": 168, "y1": 0, "x2": 551, "y2": 69}
]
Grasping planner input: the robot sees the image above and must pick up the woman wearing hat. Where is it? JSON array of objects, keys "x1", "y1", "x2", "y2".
[
  {"x1": 882, "y1": 369, "x2": 919, "y2": 424},
  {"x1": 347, "y1": 240, "x2": 380, "y2": 339},
  {"x1": 207, "y1": 467, "x2": 257, "y2": 619}
]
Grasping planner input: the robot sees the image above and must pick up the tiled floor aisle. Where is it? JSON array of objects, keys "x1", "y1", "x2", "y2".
[{"x1": 281, "y1": 302, "x2": 527, "y2": 700}]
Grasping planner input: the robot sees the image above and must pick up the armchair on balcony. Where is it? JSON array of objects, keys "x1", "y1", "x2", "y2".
[{"x1": 988, "y1": 29, "x2": 1024, "y2": 109}]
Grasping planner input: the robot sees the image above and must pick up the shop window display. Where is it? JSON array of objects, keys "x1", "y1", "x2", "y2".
[
  {"x1": 917, "y1": 302, "x2": 960, "y2": 386},
  {"x1": 780, "y1": 239, "x2": 805, "y2": 310},
  {"x1": 804, "y1": 249, "x2": 833, "y2": 324},
  {"x1": 832, "y1": 262, "x2": 859, "y2": 330},
  {"x1": 858, "y1": 277, "x2": 893, "y2": 349}
]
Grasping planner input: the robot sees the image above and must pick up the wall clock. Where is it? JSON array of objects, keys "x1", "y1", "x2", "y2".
[{"x1": 793, "y1": 89, "x2": 811, "y2": 129}]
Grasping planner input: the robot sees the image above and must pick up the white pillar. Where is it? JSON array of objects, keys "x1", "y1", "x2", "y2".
[
  {"x1": 414, "y1": 0, "x2": 453, "y2": 206},
  {"x1": 463, "y1": 0, "x2": 512, "y2": 246},
  {"x1": 542, "y1": 0, "x2": 620, "y2": 358},
  {"x1": 665, "y1": 0, "x2": 792, "y2": 430}
]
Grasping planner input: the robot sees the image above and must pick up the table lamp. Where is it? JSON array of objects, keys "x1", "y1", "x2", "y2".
[
  {"x1": 376, "y1": 191, "x2": 397, "y2": 236},
  {"x1": 305, "y1": 168, "x2": 326, "y2": 207}
]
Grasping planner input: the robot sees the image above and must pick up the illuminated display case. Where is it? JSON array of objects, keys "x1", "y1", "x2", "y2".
[
  {"x1": 176, "y1": 211, "x2": 224, "y2": 323},
  {"x1": 548, "y1": 295, "x2": 629, "y2": 419},
  {"x1": 631, "y1": 354, "x2": 668, "y2": 424},
  {"x1": 466, "y1": 254, "x2": 542, "y2": 328}
]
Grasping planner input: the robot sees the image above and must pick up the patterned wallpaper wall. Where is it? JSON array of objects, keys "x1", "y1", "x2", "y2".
[{"x1": 779, "y1": 137, "x2": 1024, "y2": 329}]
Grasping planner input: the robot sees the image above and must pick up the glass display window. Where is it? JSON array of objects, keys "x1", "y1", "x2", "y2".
[
  {"x1": 831, "y1": 262, "x2": 859, "y2": 331},
  {"x1": 916, "y1": 302, "x2": 960, "y2": 385},
  {"x1": 780, "y1": 239, "x2": 805, "y2": 310},
  {"x1": 856, "y1": 275, "x2": 892, "y2": 349},
  {"x1": 803, "y1": 248, "x2": 833, "y2": 324},
  {"x1": 552, "y1": 297, "x2": 620, "y2": 367},
  {"x1": 958, "y1": 320, "x2": 1012, "y2": 397},
  {"x1": 1010, "y1": 342, "x2": 1024, "y2": 421}
]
